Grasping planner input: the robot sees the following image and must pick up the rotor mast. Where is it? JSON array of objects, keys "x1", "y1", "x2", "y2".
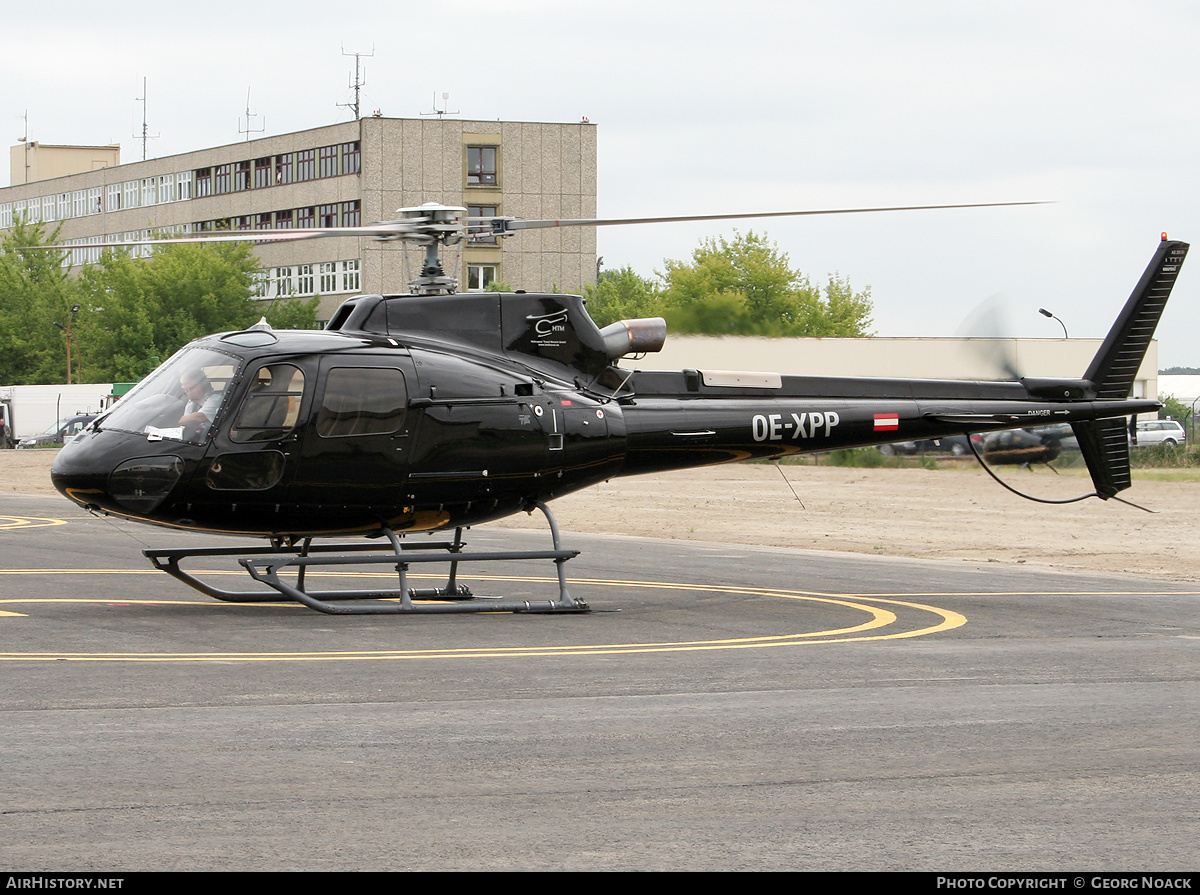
[{"x1": 393, "y1": 204, "x2": 467, "y2": 294}]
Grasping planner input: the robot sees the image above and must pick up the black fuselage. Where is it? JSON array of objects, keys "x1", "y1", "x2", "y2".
[{"x1": 50, "y1": 291, "x2": 1157, "y2": 538}]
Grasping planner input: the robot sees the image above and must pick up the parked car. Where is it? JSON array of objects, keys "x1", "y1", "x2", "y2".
[
  {"x1": 876, "y1": 440, "x2": 918, "y2": 456},
  {"x1": 15, "y1": 414, "x2": 97, "y2": 449},
  {"x1": 878, "y1": 434, "x2": 975, "y2": 456},
  {"x1": 1132, "y1": 419, "x2": 1186, "y2": 447}
]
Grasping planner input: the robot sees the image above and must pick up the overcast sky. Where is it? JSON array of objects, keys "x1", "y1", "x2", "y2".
[{"x1": 6, "y1": 0, "x2": 1200, "y2": 367}]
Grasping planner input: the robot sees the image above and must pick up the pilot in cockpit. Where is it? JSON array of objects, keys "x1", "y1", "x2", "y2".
[{"x1": 178, "y1": 370, "x2": 222, "y2": 437}]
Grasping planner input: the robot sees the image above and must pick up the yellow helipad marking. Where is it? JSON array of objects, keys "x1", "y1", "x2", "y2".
[
  {"x1": 0, "y1": 569, "x2": 968, "y2": 661},
  {"x1": 0, "y1": 515, "x2": 68, "y2": 531}
]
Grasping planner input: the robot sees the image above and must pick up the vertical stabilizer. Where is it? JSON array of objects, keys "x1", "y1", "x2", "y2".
[
  {"x1": 1074, "y1": 237, "x2": 1189, "y2": 499},
  {"x1": 1084, "y1": 238, "x2": 1188, "y2": 399}
]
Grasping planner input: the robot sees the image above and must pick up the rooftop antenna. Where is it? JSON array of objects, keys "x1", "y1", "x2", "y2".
[
  {"x1": 238, "y1": 87, "x2": 265, "y2": 141},
  {"x1": 421, "y1": 91, "x2": 459, "y2": 119},
  {"x1": 133, "y1": 76, "x2": 159, "y2": 161},
  {"x1": 338, "y1": 44, "x2": 374, "y2": 120}
]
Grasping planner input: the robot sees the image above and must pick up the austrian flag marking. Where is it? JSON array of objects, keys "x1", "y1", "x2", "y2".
[{"x1": 874, "y1": 413, "x2": 900, "y2": 432}]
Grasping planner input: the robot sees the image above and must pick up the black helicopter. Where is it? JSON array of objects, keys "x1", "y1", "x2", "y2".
[{"x1": 46, "y1": 204, "x2": 1188, "y2": 614}]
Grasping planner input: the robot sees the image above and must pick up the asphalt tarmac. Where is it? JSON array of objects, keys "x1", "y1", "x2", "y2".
[{"x1": 1, "y1": 492, "x2": 1198, "y2": 871}]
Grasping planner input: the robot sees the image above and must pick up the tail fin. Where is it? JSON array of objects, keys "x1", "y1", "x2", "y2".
[
  {"x1": 1074, "y1": 237, "x2": 1189, "y2": 499},
  {"x1": 1083, "y1": 237, "x2": 1188, "y2": 399}
]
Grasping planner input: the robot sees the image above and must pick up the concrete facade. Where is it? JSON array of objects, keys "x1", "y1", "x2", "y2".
[
  {"x1": 0, "y1": 118, "x2": 597, "y2": 322},
  {"x1": 9, "y1": 143, "x2": 121, "y2": 186}
]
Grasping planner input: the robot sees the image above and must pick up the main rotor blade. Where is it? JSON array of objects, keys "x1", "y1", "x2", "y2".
[
  {"x1": 500, "y1": 201, "x2": 1048, "y2": 231},
  {"x1": 39, "y1": 220, "x2": 434, "y2": 250}
]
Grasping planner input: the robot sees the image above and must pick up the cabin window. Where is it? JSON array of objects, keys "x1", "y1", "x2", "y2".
[
  {"x1": 229, "y1": 364, "x2": 306, "y2": 443},
  {"x1": 316, "y1": 367, "x2": 407, "y2": 438},
  {"x1": 206, "y1": 451, "x2": 285, "y2": 491}
]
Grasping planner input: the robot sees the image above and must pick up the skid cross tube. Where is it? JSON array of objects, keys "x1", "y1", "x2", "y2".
[{"x1": 142, "y1": 502, "x2": 588, "y2": 615}]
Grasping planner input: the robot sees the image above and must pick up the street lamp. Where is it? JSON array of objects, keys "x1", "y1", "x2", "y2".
[
  {"x1": 1038, "y1": 308, "x2": 1068, "y2": 339},
  {"x1": 51, "y1": 304, "x2": 82, "y2": 384}
]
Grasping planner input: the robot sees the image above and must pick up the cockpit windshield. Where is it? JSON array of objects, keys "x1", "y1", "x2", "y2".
[{"x1": 100, "y1": 347, "x2": 240, "y2": 444}]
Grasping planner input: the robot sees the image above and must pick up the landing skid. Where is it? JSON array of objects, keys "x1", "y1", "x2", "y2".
[{"x1": 143, "y1": 502, "x2": 589, "y2": 615}]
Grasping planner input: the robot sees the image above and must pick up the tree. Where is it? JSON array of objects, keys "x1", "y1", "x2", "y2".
[
  {"x1": 0, "y1": 219, "x2": 80, "y2": 384},
  {"x1": 658, "y1": 230, "x2": 873, "y2": 337},
  {"x1": 582, "y1": 266, "x2": 661, "y2": 328},
  {"x1": 76, "y1": 241, "x2": 261, "y2": 382},
  {"x1": 1159, "y1": 394, "x2": 1192, "y2": 424},
  {"x1": 261, "y1": 295, "x2": 321, "y2": 330}
]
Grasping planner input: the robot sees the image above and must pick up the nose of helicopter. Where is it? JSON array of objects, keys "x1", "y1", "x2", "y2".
[{"x1": 51, "y1": 431, "x2": 186, "y2": 517}]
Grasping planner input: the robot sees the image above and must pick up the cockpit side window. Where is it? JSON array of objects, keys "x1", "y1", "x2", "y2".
[
  {"x1": 230, "y1": 364, "x2": 306, "y2": 443},
  {"x1": 100, "y1": 346, "x2": 238, "y2": 444},
  {"x1": 316, "y1": 367, "x2": 407, "y2": 437}
]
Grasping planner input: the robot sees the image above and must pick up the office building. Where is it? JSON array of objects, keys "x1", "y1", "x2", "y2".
[{"x1": 1, "y1": 117, "x2": 598, "y2": 322}]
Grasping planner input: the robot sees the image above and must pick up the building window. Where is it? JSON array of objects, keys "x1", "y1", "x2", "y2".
[
  {"x1": 0, "y1": 203, "x2": 10, "y2": 229},
  {"x1": 341, "y1": 200, "x2": 360, "y2": 227},
  {"x1": 274, "y1": 266, "x2": 293, "y2": 296},
  {"x1": 341, "y1": 259, "x2": 360, "y2": 292},
  {"x1": 297, "y1": 206, "x2": 314, "y2": 228},
  {"x1": 255, "y1": 213, "x2": 273, "y2": 230},
  {"x1": 467, "y1": 146, "x2": 497, "y2": 186},
  {"x1": 254, "y1": 157, "x2": 272, "y2": 189},
  {"x1": 177, "y1": 171, "x2": 192, "y2": 200},
  {"x1": 298, "y1": 264, "x2": 313, "y2": 294},
  {"x1": 235, "y1": 161, "x2": 251, "y2": 192},
  {"x1": 106, "y1": 184, "x2": 122, "y2": 213},
  {"x1": 196, "y1": 168, "x2": 213, "y2": 197},
  {"x1": 59, "y1": 193, "x2": 72, "y2": 219},
  {"x1": 275, "y1": 209, "x2": 293, "y2": 229},
  {"x1": 319, "y1": 262, "x2": 337, "y2": 293},
  {"x1": 319, "y1": 145, "x2": 338, "y2": 179},
  {"x1": 158, "y1": 174, "x2": 175, "y2": 204},
  {"x1": 275, "y1": 153, "x2": 293, "y2": 185},
  {"x1": 88, "y1": 187, "x2": 103, "y2": 215},
  {"x1": 44, "y1": 195, "x2": 58, "y2": 221},
  {"x1": 468, "y1": 264, "x2": 497, "y2": 291},
  {"x1": 341, "y1": 141, "x2": 360, "y2": 175},
  {"x1": 233, "y1": 215, "x2": 252, "y2": 231},
  {"x1": 318, "y1": 204, "x2": 338, "y2": 228},
  {"x1": 468, "y1": 205, "x2": 498, "y2": 243},
  {"x1": 214, "y1": 164, "x2": 232, "y2": 195},
  {"x1": 295, "y1": 149, "x2": 315, "y2": 182},
  {"x1": 72, "y1": 191, "x2": 87, "y2": 217}
]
